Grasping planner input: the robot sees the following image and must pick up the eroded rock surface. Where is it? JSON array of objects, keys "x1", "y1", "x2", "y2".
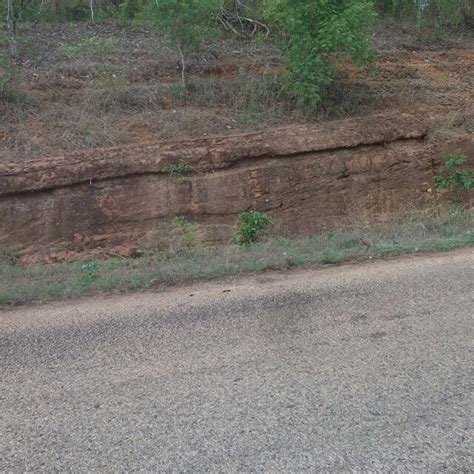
[{"x1": 1, "y1": 113, "x2": 472, "y2": 263}]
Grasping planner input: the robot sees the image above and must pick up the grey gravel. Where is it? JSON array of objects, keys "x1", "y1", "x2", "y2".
[{"x1": 1, "y1": 249, "x2": 473, "y2": 471}]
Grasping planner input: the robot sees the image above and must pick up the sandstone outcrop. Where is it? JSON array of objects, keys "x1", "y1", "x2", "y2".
[{"x1": 1, "y1": 112, "x2": 472, "y2": 263}]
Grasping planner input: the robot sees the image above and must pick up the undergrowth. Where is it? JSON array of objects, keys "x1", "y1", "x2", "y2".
[
  {"x1": 1, "y1": 209, "x2": 472, "y2": 306},
  {"x1": 176, "y1": 72, "x2": 376, "y2": 123}
]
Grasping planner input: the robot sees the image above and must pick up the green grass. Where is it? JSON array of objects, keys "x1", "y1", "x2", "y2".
[{"x1": 1, "y1": 209, "x2": 472, "y2": 307}]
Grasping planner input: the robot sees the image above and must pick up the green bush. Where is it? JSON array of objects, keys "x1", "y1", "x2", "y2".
[
  {"x1": 435, "y1": 153, "x2": 474, "y2": 203},
  {"x1": 435, "y1": 153, "x2": 474, "y2": 190},
  {"x1": 234, "y1": 211, "x2": 273, "y2": 246},
  {"x1": 264, "y1": 0, "x2": 377, "y2": 109}
]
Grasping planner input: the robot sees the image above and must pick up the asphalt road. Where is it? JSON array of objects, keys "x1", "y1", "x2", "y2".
[{"x1": 1, "y1": 250, "x2": 473, "y2": 471}]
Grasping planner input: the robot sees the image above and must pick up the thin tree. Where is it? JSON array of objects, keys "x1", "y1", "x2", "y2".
[
  {"x1": 3, "y1": 0, "x2": 17, "y2": 54},
  {"x1": 139, "y1": 0, "x2": 221, "y2": 91},
  {"x1": 464, "y1": 0, "x2": 473, "y2": 28},
  {"x1": 89, "y1": 0, "x2": 95, "y2": 22}
]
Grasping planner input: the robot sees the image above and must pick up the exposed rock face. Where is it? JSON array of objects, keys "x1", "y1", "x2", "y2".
[{"x1": 0, "y1": 113, "x2": 472, "y2": 263}]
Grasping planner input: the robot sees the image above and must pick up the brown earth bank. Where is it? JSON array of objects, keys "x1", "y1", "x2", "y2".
[
  {"x1": 1, "y1": 24, "x2": 473, "y2": 263},
  {"x1": 1, "y1": 23, "x2": 473, "y2": 161},
  {"x1": 1, "y1": 112, "x2": 473, "y2": 264}
]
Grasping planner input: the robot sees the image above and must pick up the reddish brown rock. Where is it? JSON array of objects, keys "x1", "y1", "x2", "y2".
[
  {"x1": 0, "y1": 113, "x2": 427, "y2": 196},
  {"x1": 0, "y1": 112, "x2": 472, "y2": 263}
]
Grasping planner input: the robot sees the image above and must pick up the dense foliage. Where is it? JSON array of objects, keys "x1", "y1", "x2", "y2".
[
  {"x1": 2, "y1": 0, "x2": 471, "y2": 26},
  {"x1": 264, "y1": 0, "x2": 377, "y2": 108}
]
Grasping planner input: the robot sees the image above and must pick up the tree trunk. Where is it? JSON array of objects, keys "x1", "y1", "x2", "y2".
[
  {"x1": 464, "y1": 0, "x2": 474, "y2": 28},
  {"x1": 89, "y1": 0, "x2": 95, "y2": 22},
  {"x1": 4, "y1": 0, "x2": 17, "y2": 54},
  {"x1": 176, "y1": 37, "x2": 186, "y2": 93}
]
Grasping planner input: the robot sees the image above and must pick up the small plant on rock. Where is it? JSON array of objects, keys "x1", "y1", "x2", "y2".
[
  {"x1": 234, "y1": 210, "x2": 273, "y2": 246},
  {"x1": 161, "y1": 162, "x2": 193, "y2": 182}
]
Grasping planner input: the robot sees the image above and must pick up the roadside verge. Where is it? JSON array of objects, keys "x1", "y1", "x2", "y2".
[{"x1": 1, "y1": 209, "x2": 472, "y2": 307}]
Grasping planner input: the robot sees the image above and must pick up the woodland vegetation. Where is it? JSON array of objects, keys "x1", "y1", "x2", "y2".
[{"x1": 1, "y1": 0, "x2": 472, "y2": 108}]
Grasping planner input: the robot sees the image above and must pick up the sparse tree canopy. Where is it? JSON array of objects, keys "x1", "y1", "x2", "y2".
[
  {"x1": 137, "y1": 0, "x2": 221, "y2": 89},
  {"x1": 134, "y1": 0, "x2": 377, "y2": 108},
  {"x1": 1, "y1": 0, "x2": 471, "y2": 108}
]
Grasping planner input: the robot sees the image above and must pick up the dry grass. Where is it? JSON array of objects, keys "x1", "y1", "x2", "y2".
[
  {"x1": 0, "y1": 21, "x2": 384, "y2": 159},
  {"x1": 2, "y1": 20, "x2": 471, "y2": 160}
]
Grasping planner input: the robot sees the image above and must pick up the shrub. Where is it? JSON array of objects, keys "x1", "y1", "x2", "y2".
[
  {"x1": 161, "y1": 162, "x2": 193, "y2": 176},
  {"x1": 435, "y1": 153, "x2": 474, "y2": 203},
  {"x1": 234, "y1": 211, "x2": 273, "y2": 246},
  {"x1": 263, "y1": 0, "x2": 377, "y2": 109},
  {"x1": 435, "y1": 153, "x2": 474, "y2": 190}
]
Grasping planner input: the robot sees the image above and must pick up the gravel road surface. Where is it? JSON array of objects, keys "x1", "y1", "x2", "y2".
[{"x1": 1, "y1": 250, "x2": 473, "y2": 471}]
